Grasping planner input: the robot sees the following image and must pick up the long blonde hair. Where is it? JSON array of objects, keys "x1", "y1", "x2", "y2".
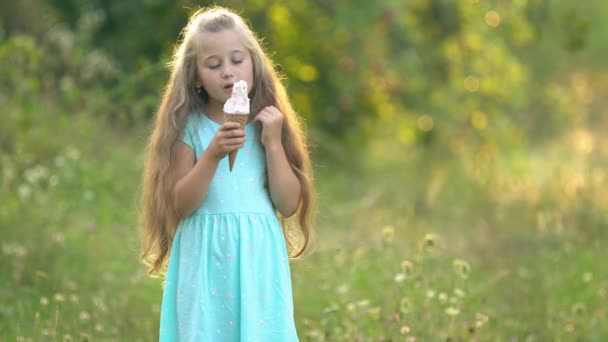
[{"x1": 140, "y1": 7, "x2": 315, "y2": 275}]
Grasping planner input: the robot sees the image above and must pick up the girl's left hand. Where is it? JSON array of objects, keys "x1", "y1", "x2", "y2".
[{"x1": 254, "y1": 106, "x2": 284, "y2": 147}]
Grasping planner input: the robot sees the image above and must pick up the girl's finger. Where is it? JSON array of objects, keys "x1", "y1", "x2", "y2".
[
  {"x1": 253, "y1": 114, "x2": 267, "y2": 123},
  {"x1": 221, "y1": 122, "x2": 242, "y2": 130},
  {"x1": 221, "y1": 129, "x2": 245, "y2": 138}
]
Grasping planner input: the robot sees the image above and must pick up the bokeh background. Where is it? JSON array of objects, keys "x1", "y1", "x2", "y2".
[{"x1": 2, "y1": 0, "x2": 608, "y2": 340}]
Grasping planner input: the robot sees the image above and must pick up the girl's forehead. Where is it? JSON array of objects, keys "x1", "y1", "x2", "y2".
[{"x1": 196, "y1": 29, "x2": 247, "y2": 58}]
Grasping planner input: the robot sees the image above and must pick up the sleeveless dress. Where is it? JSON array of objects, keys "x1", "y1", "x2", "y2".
[{"x1": 159, "y1": 111, "x2": 299, "y2": 341}]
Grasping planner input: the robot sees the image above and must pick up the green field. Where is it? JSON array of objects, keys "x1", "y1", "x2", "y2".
[{"x1": 2, "y1": 108, "x2": 606, "y2": 340}]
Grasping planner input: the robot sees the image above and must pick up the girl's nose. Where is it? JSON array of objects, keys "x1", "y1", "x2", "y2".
[{"x1": 221, "y1": 64, "x2": 234, "y2": 78}]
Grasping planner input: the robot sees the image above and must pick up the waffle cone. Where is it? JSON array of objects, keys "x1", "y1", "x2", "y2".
[{"x1": 224, "y1": 113, "x2": 249, "y2": 171}]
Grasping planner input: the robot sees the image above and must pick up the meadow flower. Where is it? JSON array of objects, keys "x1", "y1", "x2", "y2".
[
  {"x1": 426, "y1": 289, "x2": 436, "y2": 299},
  {"x1": 422, "y1": 233, "x2": 440, "y2": 250},
  {"x1": 401, "y1": 260, "x2": 414, "y2": 276},
  {"x1": 382, "y1": 225, "x2": 395, "y2": 244},
  {"x1": 582, "y1": 272, "x2": 592, "y2": 283},
  {"x1": 394, "y1": 273, "x2": 406, "y2": 283},
  {"x1": 399, "y1": 298, "x2": 411, "y2": 314},
  {"x1": 453, "y1": 259, "x2": 471, "y2": 279},
  {"x1": 65, "y1": 146, "x2": 80, "y2": 160},
  {"x1": 356, "y1": 299, "x2": 370, "y2": 307},
  {"x1": 400, "y1": 325, "x2": 411, "y2": 334},
  {"x1": 475, "y1": 313, "x2": 489, "y2": 327},
  {"x1": 335, "y1": 284, "x2": 349, "y2": 294},
  {"x1": 454, "y1": 288, "x2": 466, "y2": 297},
  {"x1": 438, "y1": 292, "x2": 448, "y2": 302},
  {"x1": 79, "y1": 311, "x2": 91, "y2": 321},
  {"x1": 445, "y1": 307, "x2": 460, "y2": 316},
  {"x1": 40, "y1": 297, "x2": 49, "y2": 306},
  {"x1": 571, "y1": 303, "x2": 586, "y2": 315},
  {"x1": 322, "y1": 304, "x2": 339, "y2": 314},
  {"x1": 54, "y1": 293, "x2": 65, "y2": 302}
]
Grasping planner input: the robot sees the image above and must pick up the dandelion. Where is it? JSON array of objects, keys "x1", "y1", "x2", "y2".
[
  {"x1": 40, "y1": 297, "x2": 49, "y2": 306},
  {"x1": 394, "y1": 273, "x2": 406, "y2": 283},
  {"x1": 400, "y1": 325, "x2": 411, "y2": 334},
  {"x1": 445, "y1": 307, "x2": 460, "y2": 316},
  {"x1": 322, "y1": 304, "x2": 339, "y2": 314},
  {"x1": 401, "y1": 260, "x2": 414, "y2": 276},
  {"x1": 582, "y1": 272, "x2": 592, "y2": 283},
  {"x1": 335, "y1": 284, "x2": 349, "y2": 294},
  {"x1": 426, "y1": 289, "x2": 436, "y2": 299},
  {"x1": 346, "y1": 303, "x2": 356, "y2": 312},
  {"x1": 475, "y1": 313, "x2": 489, "y2": 327},
  {"x1": 438, "y1": 292, "x2": 448, "y2": 302},
  {"x1": 454, "y1": 288, "x2": 466, "y2": 297},
  {"x1": 382, "y1": 225, "x2": 395, "y2": 244},
  {"x1": 399, "y1": 298, "x2": 411, "y2": 314},
  {"x1": 356, "y1": 299, "x2": 370, "y2": 307},
  {"x1": 63, "y1": 334, "x2": 73, "y2": 341},
  {"x1": 422, "y1": 233, "x2": 440, "y2": 250},
  {"x1": 95, "y1": 323, "x2": 104, "y2": 332},
  {"x1": 79, "y1": 311, "x2": 91, "y2": 321},
  {"x1": 65, "y1": 146, "x2": 80, "y2": 160},
  {"x1": 54, "y1": 293, "x2": 66, "y2": 302},
  {"x1": 453, "y1": 259, "x2": 471, "y2": 279},
  {"x1": 571, "y1": 303, "x2": 586, "y2": 316}
]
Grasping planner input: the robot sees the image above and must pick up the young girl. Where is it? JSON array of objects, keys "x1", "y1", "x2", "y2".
[{"x1": 139, "y1": 7, "x2": 315, "y2": 341}]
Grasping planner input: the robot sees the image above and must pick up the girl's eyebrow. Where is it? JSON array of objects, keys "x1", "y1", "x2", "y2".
[{"x1": 203, "y1": 49, "x2": 246, "y2": 61}]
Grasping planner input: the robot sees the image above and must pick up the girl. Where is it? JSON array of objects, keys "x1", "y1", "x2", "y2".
[{"x1": 139, "y1": 7, "x2": 315, "y2": 341}]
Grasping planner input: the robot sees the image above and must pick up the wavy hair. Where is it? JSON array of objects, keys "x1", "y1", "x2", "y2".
[{"x1": 140, "y1": 7, "x2": 315, "y2": 275}]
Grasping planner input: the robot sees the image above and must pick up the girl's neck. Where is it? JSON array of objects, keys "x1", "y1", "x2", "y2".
[{"x1": 202, "y1": 100, "x2": 224, "y2": 123}]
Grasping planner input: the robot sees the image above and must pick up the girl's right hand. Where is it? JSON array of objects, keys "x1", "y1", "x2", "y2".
[{"x1": 207, "y1": 122, "x2": 246, "y2": 160}]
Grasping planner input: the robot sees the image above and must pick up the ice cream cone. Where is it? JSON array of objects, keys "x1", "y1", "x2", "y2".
[{"x1": 224, "y1": 113, "x2": 249, "y2": 171}]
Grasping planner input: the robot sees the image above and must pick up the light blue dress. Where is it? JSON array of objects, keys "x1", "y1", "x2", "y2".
[{"x1": 159, "y1": 111, "x2": 299, "y2": 341}]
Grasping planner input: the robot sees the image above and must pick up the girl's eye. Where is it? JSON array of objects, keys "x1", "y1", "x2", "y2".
[
  {"x1": 232, "y1": 60, "x2": 243, "y2": 65},
  {"x1": 208, "y1": 64, "x2": 220, "y2": 70}
]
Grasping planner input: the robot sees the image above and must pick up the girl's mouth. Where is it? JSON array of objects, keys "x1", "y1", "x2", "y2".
[{"x1": 224, "y1": 84, "x2": 233, "y2": 91}]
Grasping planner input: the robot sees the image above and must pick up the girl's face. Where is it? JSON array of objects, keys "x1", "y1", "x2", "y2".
[{"x1": 195, "y1": 29, "x2": 254, "y2": 107}]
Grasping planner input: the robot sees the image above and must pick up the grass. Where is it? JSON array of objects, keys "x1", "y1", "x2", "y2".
[{"x1": 1, "y1": 107, "x2": 607, "y2": 341}]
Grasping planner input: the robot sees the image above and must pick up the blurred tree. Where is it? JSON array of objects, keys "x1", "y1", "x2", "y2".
[{"x1": 1, "y1": 0, "x2": 607, "y2": 155}]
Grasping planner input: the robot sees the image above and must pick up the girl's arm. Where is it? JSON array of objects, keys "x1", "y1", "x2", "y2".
[
  {"x1": 171, "y1": 122, "x2": 246, "y2": 218},
  {"x1": 255, "y1": 106, "x2": 302, "y2": 217}
]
